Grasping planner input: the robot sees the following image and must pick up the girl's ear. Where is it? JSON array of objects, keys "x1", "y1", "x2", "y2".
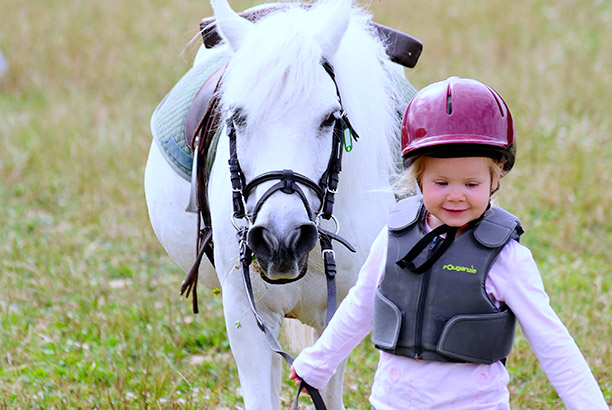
[
  {"x1": 491, "y1": 163, "x2": 504, "y2": 195},
  {"x1": 491, "y1": 181, "x2": 500, "y2": 195}
]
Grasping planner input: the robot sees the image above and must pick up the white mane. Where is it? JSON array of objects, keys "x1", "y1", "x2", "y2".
[{"x1": 220, "y1": 0, "x2": 402, "y2": 191}]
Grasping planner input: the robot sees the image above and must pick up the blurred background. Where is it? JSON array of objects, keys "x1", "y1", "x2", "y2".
[{"x1": 1, "y1": 0, "x2": 610, "y2": 408}]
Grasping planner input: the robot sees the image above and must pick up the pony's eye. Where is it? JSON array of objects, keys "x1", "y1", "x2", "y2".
[
  {"x1": 321, "y1": 111, "x2": 339, "y2": 128},
  {"x1": 231, "y1": 108, "x2": 247, "y2": 130}
]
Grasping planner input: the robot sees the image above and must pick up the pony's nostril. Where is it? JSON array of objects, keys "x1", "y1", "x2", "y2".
[
  {"x1": 286, "y1": 222, "x2": 318, "y2": 258},
  {"x1": 247, "y1": 226, "x2": 278, "y2": 261}
]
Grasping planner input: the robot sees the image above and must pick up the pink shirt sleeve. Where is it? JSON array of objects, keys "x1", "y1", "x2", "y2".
[
  {"x1": 489, "y1": 241, "x2": 608, "y2": 410},
  {"x1": 292, "y1": 227, "x2": 388, "y2": 389}
]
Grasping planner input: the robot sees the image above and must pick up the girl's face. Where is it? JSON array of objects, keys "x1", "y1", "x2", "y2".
[{"x1": 421, "y1": 157, "x2": 498, "y2": 228}]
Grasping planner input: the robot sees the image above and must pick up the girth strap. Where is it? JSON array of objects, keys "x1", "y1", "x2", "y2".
[
  {"x1": 180, "y1": 67, "x2": 225, "y2": 314},
  {"x1": 179, "y1": 229, "x2": 213, "y2": 314}
]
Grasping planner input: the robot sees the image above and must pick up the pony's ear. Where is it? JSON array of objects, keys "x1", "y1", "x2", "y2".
[
  {"x1": 211, "y1": 0, "x2": 254, "y2": 51},
  {"x1": 312, "y1": 0, "x2": 351, "y2": 61}
]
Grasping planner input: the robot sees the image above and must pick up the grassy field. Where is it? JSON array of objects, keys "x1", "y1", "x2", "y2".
[{"x1": 1, "y1": 0, "x2": 611, "y2": 408}]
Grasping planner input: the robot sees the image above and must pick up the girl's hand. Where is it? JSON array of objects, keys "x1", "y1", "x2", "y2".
[
  {"x1": 289, "y1": 366, "x2": 301, "y2": 387},
  {"x1": 289, "y1": 366, "x2": 311, "y2": 396}
]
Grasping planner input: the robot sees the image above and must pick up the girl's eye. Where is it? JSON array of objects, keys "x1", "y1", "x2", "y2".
[
  {"x1": 466, "y1": 182, "x2": 480, "y2": 188},
  {"x1": 435, "y1": 181, "x2": 448, "y2": 186}
]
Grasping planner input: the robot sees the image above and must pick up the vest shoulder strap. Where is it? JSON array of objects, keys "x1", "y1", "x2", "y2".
[
  {"x1": 388, "y1": 195, "x2": 423, "y2": 231},
  {"x1": 474, "y1": 207, "x2": 524, "y2": 248}
]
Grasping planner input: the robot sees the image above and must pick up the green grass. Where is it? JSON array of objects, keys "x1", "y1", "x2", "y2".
[{"x1": 1, "y1": 0, "x2": 611, "y2": 408}]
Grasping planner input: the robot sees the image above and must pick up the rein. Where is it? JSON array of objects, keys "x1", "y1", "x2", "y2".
[{"x1": 181, "y1": 60, "x2": 359, "y2": 410}]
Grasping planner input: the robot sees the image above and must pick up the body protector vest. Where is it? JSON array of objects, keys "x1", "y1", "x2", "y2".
[{"x1": 372, "y1": 196, "x2": 524, "y2": 364}]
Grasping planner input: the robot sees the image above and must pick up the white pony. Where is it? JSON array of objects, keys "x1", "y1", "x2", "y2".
[{"x1": 144, "y1": 0, "x2": 414, "y2": 408}]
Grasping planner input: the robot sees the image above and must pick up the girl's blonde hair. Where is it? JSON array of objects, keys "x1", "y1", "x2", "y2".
[{"x1": 392, "y1": 156, "x2": 504, "y2": 199}]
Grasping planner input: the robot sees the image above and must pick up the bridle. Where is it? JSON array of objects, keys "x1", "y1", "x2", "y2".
[
  {"x1": 228, "y1": 58, "x2": 357, "y2": 329},
  {"x1": 228, "y1": 60, "x2": 359, "y2": 410},
  {"x1": 181, "y1": 60, "x2": 359, "y2": 410},
  {"x1": 227, "y1": 60, "x2": 357, "y2": 279}
]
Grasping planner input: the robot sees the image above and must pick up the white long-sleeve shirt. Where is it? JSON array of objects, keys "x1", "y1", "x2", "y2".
[{"x1": 293, "y1": 226, "x2": 608, "y2": 409}]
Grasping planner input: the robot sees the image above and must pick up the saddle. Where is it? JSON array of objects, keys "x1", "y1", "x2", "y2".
[{"x1": 179, "y1": 5, "x2": 423, "y2": 313}]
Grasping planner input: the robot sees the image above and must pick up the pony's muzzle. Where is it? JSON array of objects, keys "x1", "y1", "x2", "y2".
[{"x1": 247, "y1": 222, "x2": 318, "y2": 278}]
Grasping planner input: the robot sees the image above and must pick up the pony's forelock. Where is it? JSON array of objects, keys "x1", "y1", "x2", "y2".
[
  {"x1": 219, "y1": 1, "x2": 403, "y2": 190},
  {"x1": 221, "y1": 6, "x2": 322, "y2": 124}
]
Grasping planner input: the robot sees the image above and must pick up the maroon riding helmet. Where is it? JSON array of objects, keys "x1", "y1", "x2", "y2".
[{"x1": 401, "y1": 76, "x2": 516, "y2": 173}]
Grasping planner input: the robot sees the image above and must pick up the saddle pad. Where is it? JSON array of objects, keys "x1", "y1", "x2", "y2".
[{"x1": 151, "y1": 46, "x2": 230, "y2": 181}]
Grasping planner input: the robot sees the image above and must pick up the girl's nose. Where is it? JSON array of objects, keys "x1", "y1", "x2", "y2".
[{"x1": 447, "y1": 185, "x2": 465, "y2": 201}]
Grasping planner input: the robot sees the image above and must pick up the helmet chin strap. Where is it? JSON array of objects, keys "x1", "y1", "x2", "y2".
[{"x1": 396, "y1": 223, "x2": 459, "y2": 274}]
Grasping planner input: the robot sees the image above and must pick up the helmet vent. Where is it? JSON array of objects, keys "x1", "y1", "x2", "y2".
[
  {"x1": 446, "y1": 84, "x2": 453, "y2": 115},
  {"x1": 488, "y1": 88, "x2": 506, "y2": 117}
]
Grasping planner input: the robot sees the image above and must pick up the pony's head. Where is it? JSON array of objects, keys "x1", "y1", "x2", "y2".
[{"x1": 212, "y1": 0, "x2": 400, "y2": 282}]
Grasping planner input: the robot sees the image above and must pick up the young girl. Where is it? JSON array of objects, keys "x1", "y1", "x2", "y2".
[{"x1": 289, "y1": 77, "x2": 608, "y2": 409}]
